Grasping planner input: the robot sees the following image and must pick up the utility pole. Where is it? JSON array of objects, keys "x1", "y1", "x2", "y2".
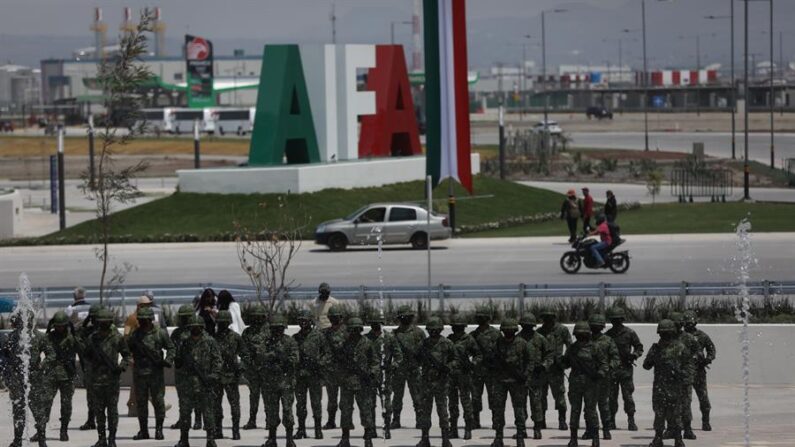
[
  {"x1": 330, "y1": 2, "x2": 337, "y2": 44},
  {"x1": 744, "y1": 0, "x2": 750, "y2": 200},
  {"x1": 769, "y1": 0, "x2": 774, "y2": 169},
  {"x1": 642, "y1": 0, "x2": 650, "y2": 151},
  {"x1": 57, "y1": 126, "x2": 66, "y2": 231}
]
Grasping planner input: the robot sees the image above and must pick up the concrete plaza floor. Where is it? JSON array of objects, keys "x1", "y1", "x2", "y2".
[{"x1": 2, "y1": 383, "x2": 794, "y2": 447}]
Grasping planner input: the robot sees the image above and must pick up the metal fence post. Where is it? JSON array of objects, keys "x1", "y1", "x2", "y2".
[
  {"x1": 679, "y1": 281, "x2": 688, "y2": 309},
  {"x1": 359, "y1": 285, "x2": 366, "y2": 308},
  {"x1": 40, "y1": 288, "x2": 49, "y2": 321},
  {"x1": 121, "y1": 288, "x2": 127, "y2": 318},
  {"x1": 438, "y1": 284, "x2": 446, "y2": 313},
  {"x1": 518, "y1": 283, "x2": 526, "y2": 314},
  {"x1": 763, "y1": 280, "x2": 770, "y2": 302},
  {"x1": 598, "y1": 282, "x2": 606, "y2": 310}
]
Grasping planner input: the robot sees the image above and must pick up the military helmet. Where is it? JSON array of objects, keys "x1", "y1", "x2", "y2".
[
  {"x1": 89, "y1": 303, "x2": 103, "y2": 317},
  {"x1": 657, "y1": 319, "x2": 677, "y2": 334},
  {"x1": 474, "y1": 308, "x2": 491, "y2": 318},
  {"x1": 347, "y1": 317, "x2": 364, "y2": 329},
  {"x1": 539, "y1": 309, "x2": 556, "y2": 318},
  {"x1": 297, "y1": 309, "x2": 313, "y2": 321},
  {"x1": 449, "y1": 314, "x2": 467, "y2": 327},
  {"x1": 500, "y1": 318, "x2": 519, "y2": 331},
  {"x1": 51, "y1": 311, "x2": 70, "y2": 326},
  {"x1": 520, "y1": 313, "x2": 537, "y2": 326},
  {"x1": 136, "y1": 307, "x2": 154, "y2": 320},
  {"x1": 187, "y1": 315, "x2": 203, "y2": 328},
  {"x1": 177, "y1": 304, "x2": 194, "y2": 317},
  {"x1": 216, "y1": 310, "x2": 232, "y2": 323},
  {"x1": 683, "y1": 310, "x2": 697, "y2": 324},
  {"x1": 95, "y1": 309, "x2": 115, "y2": 323},
  {"x1": 397, "y1": 305, "x2": 415, "y2": 317},
  {"x1": 607, "y1": 307, "x2": 626, "y2": 320},
  {"x1": 250, "y1": 305, "x2": 267, "y2": 317},
  {"x1": 588, "y1": 313, "x2": 606, "y2": 327},
  {"x1": 367, "y1": 313, "x2": 385, "y2": 324},
  {"x1": 425, "y1": 317, "x2": 444, "y2": 331},
  {"x1": 573, "y1": 321, "x2": 591, "y2": 335},
  {"x1": 669, "y1": 312, "x2": 684, "y2": 324},
  {"x1": 270, "y1": 314, "x2": 287, "y2": 328},
  {"x1": 327, "y1": 306, "x2": 344, "y2": 318}
]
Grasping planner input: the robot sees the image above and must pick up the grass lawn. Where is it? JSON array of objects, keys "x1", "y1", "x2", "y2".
[
  {"x1": 467, "y1": 201, "x2": 795, "y2": 237},
  {"x1": 0, "y1": 135, "x2": 251, "y2": 157},
  {"x1": 39, "y1": 176, "x2": 564, "y2": 242}
]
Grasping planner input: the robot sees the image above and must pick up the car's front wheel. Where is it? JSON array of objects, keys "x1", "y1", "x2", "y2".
[
  {"x1": 327, "y1": 233, "x2": 348, "y2": 251},
  {"x1": 410, "y1": 232, "x2": 429, "y2": 250}
]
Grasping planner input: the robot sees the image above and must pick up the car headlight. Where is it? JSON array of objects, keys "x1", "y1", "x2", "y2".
[{"x1": 315, "y1": 225, "x2": 326, "y2": 233}]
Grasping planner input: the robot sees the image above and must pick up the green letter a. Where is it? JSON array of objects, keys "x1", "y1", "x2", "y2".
[{"x1": 249, "y1": 45, "x2": 320, "y2": 165}]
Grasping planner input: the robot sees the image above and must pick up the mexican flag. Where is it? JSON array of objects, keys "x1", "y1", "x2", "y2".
[{"x1": 424, "y1": 0, "x2": 473, "y2": 193}]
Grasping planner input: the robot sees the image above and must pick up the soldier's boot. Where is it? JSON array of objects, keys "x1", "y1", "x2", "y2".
[
  {"x1": 463, "y1": 421, "x2": 472, "y2": 440},
  {"x1": 151, "y1": 418, "x2": 163, "y2": 440},
  {"x1": 538, "y1": 420, "x2": 546, "y2": 430},
  {"x1": 205, "y1": 439, "x2": 217, "y2": 447},
  {"x1": 673, "y1": 433, "x2": 686, "y2": 447},
  {"x1": 81, "y1": 413, "x2": 97, "y2": 431},
  {"x1": 581, "y1": 426, "x2": 594, "y2": 439},
  {"x1": 175, "y1": 428, "x2": 190, "y2": 447},
  {"x1": 389, "y1": 413, "x2": 401, "y2": 429},
  {"x1": 60, "y1": 421, "x2": 70, "y2": 441},
  {"x1": 449, "y1": 418, "x2": 459, "y2": 439},
  {"x1": 364, "y1": 438, "x2": 373, "y2": 447},
  {"x1": 490, "y1": 428, "x2": 504, "y2": 447},
  {"x1": 702, "y1": 411, "x2": 712, "y2": 431},
  {"x1": 205, "y1": 428, "x2": 217, "y2": 447},
  {"x1": 416, "y1": 429, "x2": 431, "y2": 447},
  {"x1": 108, "y1": 424, "x2": 118, "y2": 447},
  {"x1": 442, "y1": 428, "x2": 453, "y2": 447},
  {"x1": 35, "y1": 428, "x2": 47, "y2": 447},
  {"x1": 559, "y1": 411, "x2": 569, "y2": 431},
  {"x1": 648, "y1": 433, "x2": 664, "y2": 447},
  {"x1": 369, "y1": 428, "x2": 380, "y2": 439},
  {"x1": 591, "y1": 432, "x2": 600, "y2": 447},
  {"x1": 473, "y1": 412, "x2": 482, "y2": 429},
  {"x1": 683, "y1": 426, "x2": 697, "y2": 440},
  {"x1": 263, "y1": 428, "x2": 278, "y2": 447},
  {"x1": 294, "y1": 420, "x2": 307, "y2": 439},
  {"x1": 567, "y1": 428, "x2": 578, "y2": 447},
  {"x1": 336, "y1": 428, "x2": 351, "y2": 447},
  {"x1": 93, "y1": 430, "x2": 108, "y2": 447},
  {"x1": 603, "y1": 427, "x2": 612, "y2": 440},
  {"x1": 214, "y1": 423, "x2": 224, "y2": 440},
  {"x1": 323, "y1": 411, "x2": 337, "y2": 430},
  {"x1": 533, "y1": 424, "x2": 543, "y2": 440},
  {"x1": 133, "y1": 417, "x2": 150, "y2": 440},
  {"x1": 29, "y1": 432, "x2": 41, "y2": 442},
  {"x1": 627, "y1": 414, "x2": 638, "y2": 431},
  {"x1": 516, "y1": 432, "x2": 525, "y2": 447},
  {"x1": 285, "y1": 429, "x2": 296, "y2": 447},
  {"x1": 384, "y1": 424, "x2": 391, "y2": 440},
  {"x1": 193, "y1": 411, "x2": 203, "y2": 430},
  {"x1": 314, "y1": 418, "x2": 324, "y2": 439},
  {"x1": 232, "y1": 418, "x2": 241, "y2": 441}
]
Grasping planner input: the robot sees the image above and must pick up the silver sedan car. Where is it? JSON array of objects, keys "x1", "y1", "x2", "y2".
[{"x1": 314, "y1": 203, "x2": 452, "y2": 251}]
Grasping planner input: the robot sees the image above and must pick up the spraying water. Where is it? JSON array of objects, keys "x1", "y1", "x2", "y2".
[
  {"x1": 10, "y1": 273, "x2": 37, "y2": 444},
  {"x1": 371, "y1": 226, "x2": 387, "y2": 441},
  {"x1": 733, "y1": 219, "x2": 752, "y2": 447}
]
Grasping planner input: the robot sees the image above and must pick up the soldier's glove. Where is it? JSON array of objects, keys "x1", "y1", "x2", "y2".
[
  {"x1": 174, "y1": 359, "x2": 184, "y2": 369},
  {"x1": 160, "y1": 360, "x2": 172, "y2": 368}
]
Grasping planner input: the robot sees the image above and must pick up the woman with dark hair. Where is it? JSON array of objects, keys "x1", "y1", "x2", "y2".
[
  {"x1": 196, "y1": 288, "x2": 218, "y2": 336},
  {"x1": 217, "y1": 290, "x2": 245, "y2": 334}
]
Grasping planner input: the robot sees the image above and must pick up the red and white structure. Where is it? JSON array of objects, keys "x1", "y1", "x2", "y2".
[{"x1": 642, "y1": 69, "x2": 719, "y2": 87}]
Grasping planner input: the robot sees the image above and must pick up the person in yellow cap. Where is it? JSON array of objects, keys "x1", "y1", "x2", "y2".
[{"x1": 560, "y1": 189, "x2": 582, "y2": 243}]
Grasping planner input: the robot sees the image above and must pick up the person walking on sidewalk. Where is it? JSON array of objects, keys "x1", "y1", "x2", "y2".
[
  {"x1": 560, "y1": 190, "x2": 581, "y2": 243},
  {"x1": 581, "y1": 188, "x2": 594, "y2": 232},
  {"x1": 604, "y1": 190, "x2": 618, "y2": 223}
]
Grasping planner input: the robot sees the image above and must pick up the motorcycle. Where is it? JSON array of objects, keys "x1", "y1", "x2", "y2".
[{"x1": 559, "y1": 234, "x2": 630, "y2": 274}]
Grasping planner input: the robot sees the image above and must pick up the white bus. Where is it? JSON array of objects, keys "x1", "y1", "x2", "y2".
[
  {"x1": 210, "y1": 107, "x2": 256, "y2": 136},
  {"x1": 170, "y1": 108, "x2": 214, "y2": 135}
]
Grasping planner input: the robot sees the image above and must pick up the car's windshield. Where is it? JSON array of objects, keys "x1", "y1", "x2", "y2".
[{"x1": 344, "y1": 206, "x2": 369, "y2": 221}]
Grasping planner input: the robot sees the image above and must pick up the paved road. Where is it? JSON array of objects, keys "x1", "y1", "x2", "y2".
[{"x1": 1, "y1": 234, "x2": 792, "y2": 288}]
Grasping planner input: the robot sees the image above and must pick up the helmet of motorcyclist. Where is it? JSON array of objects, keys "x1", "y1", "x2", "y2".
[{"x1": 595, "y1": 214, "x2": 606, "y2": 225}]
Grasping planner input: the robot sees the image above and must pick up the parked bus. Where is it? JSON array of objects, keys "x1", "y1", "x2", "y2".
[{"x1": 211, "y1": 107, "x2": 256, "y2": 136}]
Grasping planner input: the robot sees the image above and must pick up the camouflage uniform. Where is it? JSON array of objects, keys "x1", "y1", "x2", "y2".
[
  {"x1": 76, "y1": 304, "x2": 103, "y2": 431},
  {"x1": 175, "y1": 315, "x2": 223, "y2": 447},
  {"x1": 214, "y1": 310, "x2": 245, "y2": 440},
  {"x1": 38, "y1": 311, "x2": 79, "y2": 442},
  {"x1": 320, "y1": 306, "x2": 347, "y2": 429},
  {"x1": 469, "y1": 310, "x2": 501, "y2": 429},
  {"x1": 170, "y1": 305, "x2": 197, "y2": 430},
  {"x1": 605, "y1": 307, "x2": 643, "y2": 431},
  {"x1": 588, "y1": 314, "x2": 620, "y2": 441},
  {"x1": 1, "y1": 311, "x2": 54, "y2": 447},
  {"x1": 241, "y1": 305, "x2": 267, "y2": 429},
  {"x1": 491, "y1": 319, "x2": 530, "y2": 447},
  {"x1": 537, "y1": 310, "x2": 572, "y2": 430},
  {"x1": 254, "y1": 314, "x2": 299, "y2": 447},
  {"x1": 337, "y1": 318, "x2": 379, "y2": 447},
  {"x1": 518, "y1": 313, "x2": 552, "y2": 439},
  {"x1": 561, "y1": 322, "x2": 607, "y2": 447},
  {"x1": 683, "y1": 310, "x2": 716, "y2": 431},
  {"x1": 365, "y1": 314, "x2": 404, "y2": 439},
  {"x1": 293, "y1": 310, "x2": 325, "y2": 439},
  {"x1": 644, "y1": 320, "x2": 693, "y2": 447},
  {"x1": 83, "y1": 309, "x2": 131, "y2": 447},
  {"x1": 415, "y1": 318, "x2": 454, "y2": 447},
  {"x1": 447, "y1": 314, "x2": 481, "y2": 440},
  {"x1": 127, "y1": 306, "x2": 175, "y2": 440},
  {"x1": 671, "y1": 312, "x2": 702, "y2": 440},
  {"x1": 389, "y1": 305, "x2": 426, "y2": 429}
]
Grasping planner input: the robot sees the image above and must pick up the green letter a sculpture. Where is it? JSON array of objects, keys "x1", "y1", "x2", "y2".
[{"x1": 249, "y1": 45, "x2": 320, "y2": 165}]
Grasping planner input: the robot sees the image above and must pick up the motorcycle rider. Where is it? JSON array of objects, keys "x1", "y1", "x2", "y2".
[{"x1": 587, "y1": 214, "x2": 612, "y2": 267}]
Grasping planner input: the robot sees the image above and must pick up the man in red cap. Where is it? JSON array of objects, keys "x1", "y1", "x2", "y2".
[{"x1": 581, "y1": 187, "x2": 594, "y2": 232}]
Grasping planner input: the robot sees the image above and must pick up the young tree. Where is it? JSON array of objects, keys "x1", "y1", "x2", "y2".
[
  {"x1": 80, "y1": 11, "x2": 154, "y2": 304},
  {"x1": 646, "y1": 169, "x2": 663, "y2": 205}
]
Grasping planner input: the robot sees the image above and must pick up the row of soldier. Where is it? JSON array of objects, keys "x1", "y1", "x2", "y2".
[{"x1": 0, "y1": 301, "x2": 715, "y2": 447}]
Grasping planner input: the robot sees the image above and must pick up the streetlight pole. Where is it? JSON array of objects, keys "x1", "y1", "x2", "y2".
[
  {"x1": 540, "y1": 9, "x2": 567, "y2": 151},
  {"x1": 522, "y1": 34, "x2": 533, "y2": 121},
  {"x1": 705, "y1": 6, "x2": 737, "y2": 159},
  {"x1": 744, "y1": 0, "x2": 750, "y2": 200},
  {"x1": 769, "y1": 0, "x2": 774, "y2": 169},
  {"x1": 642, "y1": 0, "x2": 649, "y2": 151}
]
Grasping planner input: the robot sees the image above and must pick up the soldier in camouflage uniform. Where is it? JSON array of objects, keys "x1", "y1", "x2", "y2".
[
  {"x1": 255, "y1": 314, "x2": 299, "y2": 447},
  {"x1": 605, "y1": 307, "x2": 643, "y2": 431},
  {"x1": 241, "y1": 305, "x2": 267, "y2": 430},
  {"x1": 320, "y1": 306, "x2": 347, "y2": 429},
  {"x1": 683, "y1": 310, "x2": 715, "y2": 431},
  {"x1": 518, "y1": 313, "x2": 552, "y2": 440},
  {"x1": 447, "y1": 314, "x2": 480, "y2": 440},
  {"x1": 389, "y1": 305, "x2": 426, "y2": 429},
  {"x1": 77, "y1": 304, "x2": 103, "y2": 431},
  {"x1": 127, "y1": 306, "x2": 175, "y2": 441},
  {"x1": 644, "y1": 319, "x2": 693, "y2": 447},
  {"x1": 38, "y1": 311, "x2": 79, "y2": 442},
  {"x1": 491, "y1": 319, "x2": 529, "y2": 447},
  {"x1": 293, "y1": 309, "x2": 325, "y2": 440},
  {"x1": 337, "y1": 318, "x2": 379, "y2": 447},
  {"x1": 365, "y1": 313, "x2": 404, "y2": 439},
  {"x1": 171, "y1": 305, "x2": 197, "y2": 430},
  {"x1": 587, "y1": 314, "x2": 620, "y2": 441},
  {"x1": 84, "y1": 308, "x2": 131, "y2": 447},
  {"x1": 1, "y1": 310, "x2": 54, "y2": 447},
  {"x1": 469, "y1": 308, "x2": 501, "y2": 429},
  {"x1": 214, "y1": 310, "x2": 244, "y2": 440},
  {"x1": 670, "y1": 312, "x2": 701, "y2": 440},
  {"x1": 537, "y1": 309, "x2": 572, "y2": 430},
  {"x1": 174, "y1": 315, "x2": 222, "y2": 447},
  {"x1": 560, "y1": 321, "x2": 607, "y2": 447},
  {"x1": 416, "y1": 318, "x2": 454, "y2": 447}
]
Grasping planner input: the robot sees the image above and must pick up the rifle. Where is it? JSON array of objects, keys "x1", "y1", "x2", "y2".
[
  {"x1": 51, "y1": 333, "x2": 77, "y2": 377},
  {"x1": 496, "y1": 344, "x2": 526, "y2": 383},
  {"x1": 90, "y1": 335, "x2": 122, "y2": 376},
  {"x1": 419, "y1": 340, "x2": 450, "y2": 375},
  {"x1": 567, "y1": 347, "x2": 599, "y2": 381},
  {"x1": 129, "y1": 330, "x2": 165, "y2": 369},
  {"x1": 180, "y1": 341, "x2": 210, "y2": 386}
]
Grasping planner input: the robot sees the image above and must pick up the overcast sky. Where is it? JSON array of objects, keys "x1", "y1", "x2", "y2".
[{"x1": 1, "y1": 0, "x2": 793, "y2": 71}]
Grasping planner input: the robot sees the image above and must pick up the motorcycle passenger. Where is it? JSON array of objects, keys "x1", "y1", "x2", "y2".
[{"x1": 588, "y1": 215, "x2": 612, "y2": 267}]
